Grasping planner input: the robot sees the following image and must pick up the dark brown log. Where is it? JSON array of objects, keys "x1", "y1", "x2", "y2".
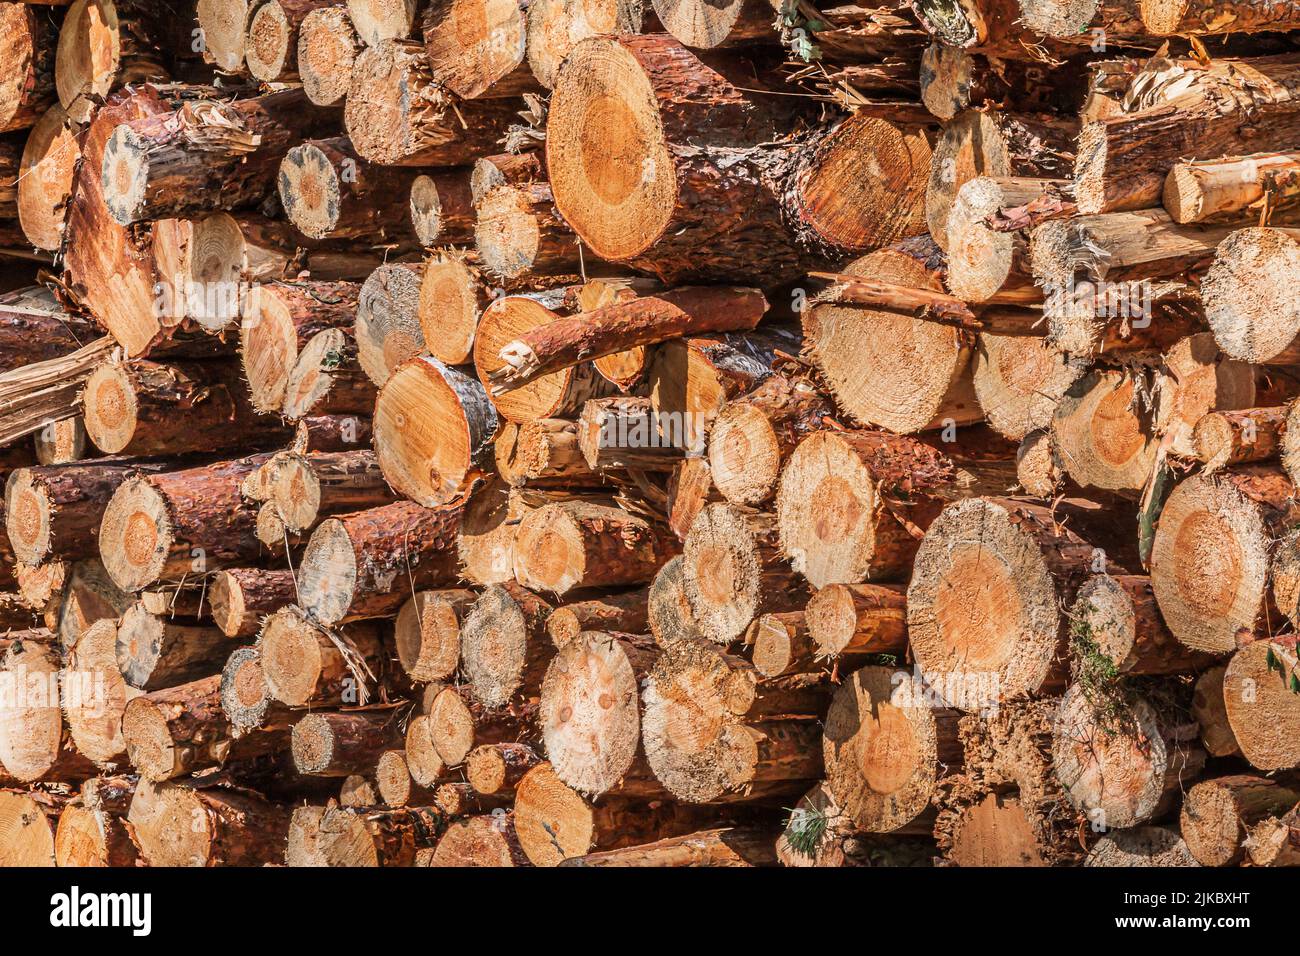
[
  {"x1": 246, "y1": 0, "x2": 338, "y2": 82},
  {"x1": 0, "y1": 287, "x2": 97, "y2": 372},
  {"x1": 211, "y1": 568, "x2": 297, "y2": 639},
  {"x1": 115, "y1": 600, "x2": 230, "y2": 690},
  {"x1": 291, "y1": 709, "x2": 405, "y2": 775}
]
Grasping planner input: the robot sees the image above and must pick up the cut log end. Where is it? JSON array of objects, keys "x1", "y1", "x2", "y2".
[
  {"x1": 260, "y1": 606, "x2": 326, "y2": 707},
  {"x1": 197, "y1": 0, "x2": 252, "y2": 72},
  {"x1": 1224, "y1": 640, "x2": 1300, "y2": 770},
  {"x1": 3, "y1": 469, "x2": 52, "y2": 566},
  {"x1": 0, "y1": 791, "x2": 56, "y2": 866},
  {"x1": 245, "y1": 1, "x2": 294, "y2": 82},
  {"x1": 1203, "y1": 228, "x2": 1300, "y2": 364},
  {"x1": 81, "y1": 362, "x2": 139, "y2": 455},
  {"x1": 279, "y1": 143, "x2": 344, "y2": 240},
  {"x1": 220, "y1": 645, "x2": 273, "y2": 734},
  {"x1": 98, "y1": 477, "x2": 171, "y2": 592},
  {"x1": 708, "y1": 402, "x2": 783, "y2": 506},
  {"x1": 299, "y1": 7, "x2": 361, "y2": 106},
  {"x1": 120, "y1": 695, "x2": 177, "y2": 782}
]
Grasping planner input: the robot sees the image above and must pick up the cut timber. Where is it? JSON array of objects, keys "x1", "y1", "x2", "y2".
[
  {"x1": 0, "y1": 790, "x2": 60, "y2": 866},
  {"x1": 466, "y1": 742, "x2": 540, "y2": 795},
  {"x1": 197, "y1": 0, "x2": 252, "y2": 72},
  {"x1": 775, "y1": 429, "x2": 954, "y2": 588},
  {"x1": 347, "y1": 0, "x2": 420, "y2": 43},
  {"x1": 642, "y1": 639, "x2": 824, "y2": 803},
  {"x1": 100, "y1": 88, "x2": 333, "y2": 225},
  {"x1": 1024, "y1": 0, "x2": 1300, "y2": 38},
  {"x1": 291, "y1": 710, "x2": 404, "y2": 775},
  {"x1": 681, "y1": 503, "x2": 807, "y2": 645},
  {"x1": 376, "y1": 749, "x2": 433, "y2": 807},
  {"x1": 116, "y1": 601, "x2": 229, "y2": 690},
  {"x1": 459, "y1": 583, "x2": 555, "y2": 707},
  {"x1": 546, "y1": 590, "x2": 649, "y2": 647},
  {"x1": 653, "y1": 0, "x2": 777, "y2": 48},
  {"x1": 245, "y1": 0, "x2": 337, "y2": 82},
  {"x1": 344, "y1": 39, "x2": 522, "y2": 166},
  {"x1": 423, "y1": 0, "x2": 536, "y2": 98},
  {"x1": 286, "y1": 804, "x2": 442, "y2": 866},
  {"x1": 908, "y1": 497, "x2": 1096, "y2": 708},
  {"x1": 494, "y1": 418, "x2": 597, "y2": 487},
  {"x1": 0, "y1": 287, "x2": 96, "y2": 372},
  {"x1": 260, "y1": 606, "x2": 385, "y2": 707},
  {"x1": 5, "y1": 460, "x2": 171, "y2": 566},
  {"x1": 1275, "y1": 526, "x2": 1300, "y2": 628},
  {"x1": 747, "y1": 612, "x2": 819, "y2": 678},
  {"x1": 278, "y1": 139, "x2": 422, "y2": 245},
  {"x1": 576, "y1": 276, "x2": 661, "y2": 389},
  {"x1": 1086, "y1": 827, "x2": 1198, "y2": 867},
  {"x1": 374, "y1": 355, "x2": 498, "y2": 506},
  {"x1": 35, "y1": 417, "x2": 87, "y2": 465},
  {"x1": 421, "y1": 258, "x2": 498, "y2": 362},
  {"x1": 1246, "y1": 801, "x2": 1300, "y2": 865},
  {"x1": 82, "y1": 359, "x2": 290, "y2": 458},
  {"x1": 282, "y1": 328, "x2": 378, "y2": 421},
  {"x1": 55, "y1": 0, "x2": 168, "y2": 124},
  {"x1": 474, "y1": 294, "x2": 615, "y2": 423},
  {"x1": 240, "y1": 280, "x2": 360, "y2": 414},
  {"x1": 294, "y1": 413, "x2": 374, "y2": 452},
  {"x1": 54, "y1": 777, "x2": 140, "y2": 867},
  {"x1": 1075, "y1": 54, "x2": 1300, "y2": 214},
  {"x1": 428, "y1": 813, "x2": 529, "y2": 866},
  {"x1": 1070, "y1": 573, "x2": 1212, "y2": 675},
  {"x1": 1155, "y1": 333, "x2": 1255, "y2": 458},
  {"x1": 410, "y1": 175, "x2": 475, "y2": 249},
  {"x1": 1202, "y1": 227, "x2": 1300, "y2": 364},
  {"x1": 0, "y1": 636, "x2": 96, "y2": 782},
  {"x1": 487, "y1": 287, "x2": 768, "y2": 393},
  {"x1": 62, "y1": 619, "x2": 138, "y2": 766},
  {"x1": 647, "y1": 555, "x2": 706, "y2": 647},
  {"x1": 423, "y1": 682, "x2": 539, "y2": 767},
  {"x1": 525, "y1": 0, "x2": 646, "y2": 90},
  {"x1": 1053, "y1": 682, "x2": 1205, "y2": 828},
  {"x1": 803, "y1": 583, "x2": 908, "y2": 661},
  {"x1": 98, "y1": 455, "x2": 269, "y2": 591},
  {"x1": 1149, "y1": 469, "x2": 1293, "y2": 654},
  {"x1": 1194, "y1": 406, "x2": 1287, "y2": 472},
  {"x1": 927, "y1": 110, "x2": 1075, "y2": 252},
  {"x1": 55, "y1": 559, "x2": 132, "y2": 652},
  {"x1": 297, "y1": 500, "x2": 463, "y2": 625},
  {"x1": 298, "y1": 6, "x2": 362, "y2": 105},
  {"x1": 803, "y1": 241, "x2": 980, "y2": 434},
  {"x1": 470, "y1": 150, "x2": 544, "y2": 203},
  {"x1": 1181, "y1": 774, "x2": 1300, "y2": 867},
  {"x1": 946, "y1": 177, "x2": 1062, "y2": 303},
  {"x1": 577, "y1": 396, "x2": 685, "y2": 471},
  {"x1": 1050, "y1": 369, "x2": 1157, "y2": 495},
  {"x1": 513, "y1": 761, "x2": 709, "y2": 866},
  {"x1": 128, "y1": 778, "x2": 291, "y2": 866},
  {"x1": 1193, "y1": 664, "x2": 1240, "y2": 758},
  {"x1": 540, "y1": 630, "x2": 661, "y2": 797},
  {"x1": 513, "y1": 500, "x2": 678, "y2": 595},
  {"x1": 456, "y1": 478, "x2": 519, "y2": 586},
  {"x1": 1223, "y1": 639, "x2": 1300, "y2": 770},
  {"x1": 0, "y1": 3, "x2": 54, "y2": 134},
  {"x1": 122, "y1": 674, "x2": 281, "y2": 781},
  {"x1": 210, "y1": 568, "x2": 297, "y2": 639},
  {"x1": 973, "y1": 333, "x2": 1085, "y2": 442},
  {"x1": 219, "y1": 646, "x2": 288, "y2": 736},
  {"x1": 546, "y1": 34, "x2": 809, "y2": 283},
  {"x1": 564, "y1": 826, "x2": 778, "y2": 866},
  {"x1": 1165, "y1": 151, "x2": 1300, "y2": 225},
  {"x1": 782, "y1": 111, "x2": 931, "y2": 258},
  {"x1": 823, "y1": 666, "x2": 962, "y2": 832},
  {"x1": 267, "y1": 449, "x2": 397, "y2": 532},
  {"x1": 17, "y1": 105, "x2": 82, "y2": 252},
  {"x1": 709, "y1": 374, "x2": 834, "y2": 507},
  {"x1": 355, "y1": 262, "x2": 426, "y2": 386},
  {"x1": 394, "y1": 589, "x2": 476, "y2": 682}
]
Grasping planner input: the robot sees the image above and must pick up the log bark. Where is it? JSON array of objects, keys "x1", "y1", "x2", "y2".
[
  {"x1": 563, "y1": 825, "x2": 779, "y2": 866},
  {"x1": 297, "y1": 499, "x2": 464, "y2": 625},
  {"x1": 210, "y1": 567, "x2": 297, "y2": 639},
  {"x1": 291, "y1": 708, "x2": 405, "y2": 775},
  {"x1": 116, "y1": 600, "x2": 230, "y2": 690},
  {"x1": 1194, "y1": 406, "x2": 1288, "y2": 472},
  {"x1": 577, "y1": 396, "x2": 686, "y2": 471},
  {"x1": 278, "y1": 138, "x2": 423, "y2": 245},
  {"x1": 1086, "y1": 827, "x2": 1198, "y2": 867},
  {"x1": 128, "y1": 777, "x2": 292, "y2": 866}
]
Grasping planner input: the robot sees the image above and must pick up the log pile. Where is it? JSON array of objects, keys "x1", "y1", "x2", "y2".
[{"x1": 2, "y1": 0, "x2": 1300, "y2": 870}]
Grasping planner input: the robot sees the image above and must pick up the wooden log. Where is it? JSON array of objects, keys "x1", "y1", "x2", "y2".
[
  {"x1": 946, "y1": 177, "x2": 1062, "y2": 304},
  {"x1": 297, "y1": 499, "x2": 463, "y2": 625},
  {"x1": 1194, "y1": 406, "x2": 1288, "y2": 472},
  {"x1": 1224, "y1": 638, "x2": 1300, "y2": 770},
  {"x1": 62, "y1": 618, "x2": 138, "y2": 766},
  {"x1": 259, "y1": 606, "x2": 386, "y2": 708},
  {"x1": 642, "y1": 638, "x2": 825, "y2": 803},
  {"x1": 802, "y1": 582, "x2": 908, "y2": 662},
  {"x1": 487, "y1": 287, "x2": 768, "y2": 394},
  {"x1": 245, "y1": 0, "x2": 338, "y2": 82},
  {"x1": 804, "y1": 241, "x2": 980, "y2": 434},
  {"x1": 0, "y1": 3, "x2": 55, "y2": 135},
  {"x1": 1085, "y1": 827, "x2": 1198, "y2": 867},
  {"x1": 513, "y1": 500, "x2": 678, "y2": 595},
  {"x1": 545, "y1": 589, "x2": 648, "y2": 647},
  {"x1": 54, "y1": 776, "x2": 141, "y2": 867},
  {"x1": 470, "y1": 150, "x2": 544, "y2": 203},
  {"x1": 563, "y1": 825, "x2": 778, "y2": 866},
  {"x1": 474, "y1": 293, "x2": 616, "y2": 423},
  {"x1": 1150, "y1": 468, "x2": 1295, "y2": 654},
  {"x1": 775, "y1": 429, "x2": 954, "y2": 588},
  {"x1": 422, "y1": 0, "x2": 536, "y2": 98},
  {"x1": 1050, "y1": 368, "x2": 1157, "y2": 495},
  {"x1": 1053, "y1": 681, "x2": 1206, "y2": 829},
  {"x1": 298, "y1": 5, "x2": 362, "y2": 105},
  {"x1": 197, "y1": 0, "x2": 254, "y2": 73},
  {"x1": 16, "y1": 105, "x2": 82, "y2": 252},
  {"x1": 0, "y1": 789, "x2": 62, "y2": 866},
  {"x1": 286, "y1": 803, "x2": 443, "y2": 866},
  {"x1": 339, "y1": 773, "x2": 377, "y2": 807},
  {"x1": 460, "y1": 583, "x2": 556, "y2": 707},
  {"x1": 972, "y1": 332, "x2": 1084, "y2": 443},
  {"x1": 1156, "y1": 333, "x2": 1255, "y2": 458},
  {"x1": 1203, "y1": 227, "x2": 1300, "y2": 364},
  {"x1": 1075, "y1": 53, "x2": 1300, "y2": 214},
  {"x1": 128, "y1": 777, "x2": 291, "y2": 866},
  {"x1": 681, "y1": 503, "x2": 807, "y2": 645},
  {"x1": 344, "y1": 39, "x2": 522, "y2": 166},
  {"x1": 115, "y1": 601, "x2": 229, "y2": 690},
  {"x1": 822, "y1": 665, "x2": 962, "y2": 833},
  {"x1": 472, "y1": 179, "x2": 583, "y2": 281},
  {"x1": 267, "y1": 449, "x2": 397, "y2": 532},
  {"x1": 525, "y1": 0, "x2": 645, "y2": 90},
  {"x1": 210, "y1": 568, "x2": 297, "y2": 639},
  {"x1": 1070, "y1": 573, "x2": 1215, "y2": 676},
  {"x1": 576, "y1": 396, "x2": 685, "y2": 471},
  {"x1": 294, "y1": 413, "x2": 374, "y2": 452},
  {"x1": 374, "y1": 355, "x2": 498, "y2": 506},
  {"x1": 1024, "y1": 0, "x2": 1300, "y2": 39},
  {"x1": 82, "y1": 358, "x2": 291, "y2": 457},
  {"x1": 282, "y1": 328, "x2": 378, "y2": 422},
  {"x1": 456, "y1": 477, "x2": 520, "y2": 586},
  {"x1": 1180, "y1": 774, "x2": 1300, "y2": 867},
  {"x1": 1193, "y1": 663, "x2": 1240, "y2": 759},
  {"x1": 546, "y1": 34, "x2": 811, "y2": 284},
  {"x1": 0, "y1": 634, "x2": 98, "y2": 782},
  {"x1": 494, "y1": 417, "x2": 599, "y2": 487},
  {"x1": 54, "y1": 559, "x2": 130, "y2": 652},
  {"x1": 375, "y1": 749, "x2": 437, "y2": 807},
  {"x1": 646, "y1": 555, "x2": 705, "y2": 648},
  {"x1": 291, "y1": 709, "x2": 404, "y2": 775},
  {"x1": 425, "y1": 812, "x2": 529, "y2": 866},
  {"x1": 101, "y1": 88, "x2": 333, "y2": 225},
  {"x1": 465, "y1": 742, "x2": 540, "y2": 796},
  {"x1": 1165, "y1": 151, "x2": 1300, "y2": 225},
  {"x1": 0, "y1": 287, "x2": 95, "y2": 372},
  {"x1": 423, "y1": 682, "x2": 539, "y2": 767},
  {"x1": 55, "y1": 0, "x2": 169, "y2": 124},
  {"x1": 394, "y1": 588, "x2": 475, "y2": 682},
  {"x1": 34, "y1": 416, "x2": 88, "y2": 465},
  {"x1": 278, "y1": 138, "x2": 422, "y2": 246},
  {"x1": 98, "y1": 454, "x2": 270, "y2": 591},
  {"x1": 355, "y1": 261, "x2": 426, "y2": 386},
  {"x1": 540, "y1": 630, "x2": 662, "y2": 797},
  {"x1": 218, "y1": 645, "x2": 294, "y2": 736},
  {"x1": 347, "y1": 0, "x2": 421, "y2": 43},
  {"x1": 908, "y1": 497, "x2": 1097, "y2": 708}
]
